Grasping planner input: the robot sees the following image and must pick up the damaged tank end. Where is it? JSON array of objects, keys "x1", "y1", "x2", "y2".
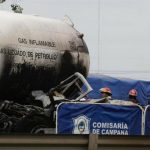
[{"x1": 0, "y1": 11, "x2": 90, "y2": 103}]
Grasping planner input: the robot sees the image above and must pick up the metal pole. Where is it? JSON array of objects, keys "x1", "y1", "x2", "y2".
[{"x1": 88, "y1": 134, "x2": 98, "y2": 150}]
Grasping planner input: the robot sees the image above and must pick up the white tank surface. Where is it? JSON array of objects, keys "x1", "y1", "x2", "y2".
[{"x1": 0, "y1": 11, "x2": 90, "y2": 102}]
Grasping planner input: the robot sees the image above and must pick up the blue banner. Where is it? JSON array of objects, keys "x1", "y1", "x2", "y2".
[
  {"x1": 144, "y1": 105, "x2": 150, "y2": 135},
  {"x1": 57, "y1": 103, "x2": 143, "y2": 135}
]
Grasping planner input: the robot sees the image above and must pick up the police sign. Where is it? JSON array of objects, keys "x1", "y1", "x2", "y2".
[{"x1": 56, "y1": 102, "x2": 143, "y2": 135}]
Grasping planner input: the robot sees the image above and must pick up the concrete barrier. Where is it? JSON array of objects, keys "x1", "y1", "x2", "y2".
[{"x1": 0, "y1": 134, "x2": 150, "y2": 150}]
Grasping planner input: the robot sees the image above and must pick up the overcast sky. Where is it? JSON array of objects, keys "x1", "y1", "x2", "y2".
[{"x1": 0, "y1": 0, "x2": 150, "y2": 80}]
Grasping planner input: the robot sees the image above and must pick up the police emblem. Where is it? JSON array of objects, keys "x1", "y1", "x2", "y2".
[{"x1": 73, "y1": 115, "x2": 90, "y2": 134}]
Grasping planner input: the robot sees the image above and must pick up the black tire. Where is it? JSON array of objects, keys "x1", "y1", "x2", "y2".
[{"x1": 14, "y1": 115, "x2": 53, "y2": 134}]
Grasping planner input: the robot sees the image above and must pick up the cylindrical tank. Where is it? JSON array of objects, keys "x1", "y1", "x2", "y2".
[{"x1": 0, "y1": 11, "x2": 90, "y2": 102}]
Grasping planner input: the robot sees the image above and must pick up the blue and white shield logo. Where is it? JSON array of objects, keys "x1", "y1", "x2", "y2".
[{"x1": 73, "y1": 115, "x2": 90, "y2": 134}]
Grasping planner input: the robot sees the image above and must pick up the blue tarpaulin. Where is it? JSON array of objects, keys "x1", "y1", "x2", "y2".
[
  {"x1": 86, "y1": 74, "x2": 150, "y2": 106},
  {"x1": 57, "y1": 103, "x2": 143, "y2": 135}
]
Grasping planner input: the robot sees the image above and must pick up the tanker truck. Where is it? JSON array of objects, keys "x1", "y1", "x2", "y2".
[
  {"x1": 0, "y1": 11, "x2": 90, "y2": 133},
  {"x1": 0, "y1": 11, "x2": 89, "y2": 102}
]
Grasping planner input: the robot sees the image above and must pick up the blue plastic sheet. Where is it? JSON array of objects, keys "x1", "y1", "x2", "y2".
[
  {"x1": 86, "y1": 74, "x2": 150, "y2": 106},
  {"x1": 57, "y1": 103, "x2": 142, "y2": 135}
]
